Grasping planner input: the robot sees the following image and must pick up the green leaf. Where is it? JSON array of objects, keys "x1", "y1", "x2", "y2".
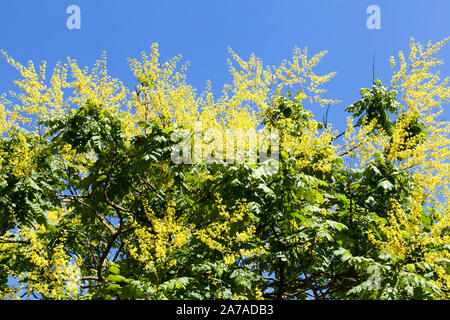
[
  {"x1": 106, "y1": 274, "x2": 129, "y2": 283},
  {"x1": 107, "y1": 263, "x2": 120, "y2": 275}
]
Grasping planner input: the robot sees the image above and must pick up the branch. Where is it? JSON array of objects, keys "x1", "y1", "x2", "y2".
[
  {"x1": 59, "y1": 227, "x2": 99, "y2": 266},
  {"x1": 96, "y1": 226, "x2": 134, "y2": 281},
  {"x1": 103, "y1": 155, "x2": 132, "y2": 214},
  {"x1": 322, "y1": 103, "x2": 331, "y2": 129},
  {"x1": 62, "y1": 197, "x2": 116, "y2": 235},
  {"x1": 338, "y1": 142, "x2": 362, "y2": 157},
  {"x1": 139, "y1": 173, "x2": 157, "y2": 192},
  {"x1": 332, "y1": 123, "x2": 361, "y2": 142}
]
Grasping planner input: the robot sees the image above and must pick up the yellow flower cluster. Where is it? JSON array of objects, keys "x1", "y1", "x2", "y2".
[
  {"x1": 56, "y1": 144, "x2": 95, "y2": 178},
  {"x1": 127, "y1": 43, "x2": 199, "y2": 133},
  {"x1": 341, "y1": 117, "x2": 388, "y2": 168},
  {"x1": 126, "y1": 43, "x2": 337, "y2": 142},
  {"x1": 195, "y1": 195, "x2": 265, "y2": 266},
  {"x1": 126, "y1": 194, "x2": 265, "y2": 270},
  {"x1": 0, "y1": 224, "x2": 81, "y2": 299},
  {"x1": 125, "y1": 200, "x2": 190, "y2": 271},
  {"x1": 368, "y1": 196, "x2": 450, "y2": 294},
  {"x1": 0, "y1": 131, "x2": 37, "y2": 179},
  {"x1": 68, "y1": 53, "x2": 127, "y2": 114},
  {"x1": 283, "y1": 117, "x2": 337, "y2": 172},
  {"x1": 0, "y1": 100, "x2": 9, "y2": 136},
  {"x1": 1, "y1": 50, "x2": 128, "y2": 136},
  {"x1": 341, "y1": 39, "x2": 450, "y2": 293}
]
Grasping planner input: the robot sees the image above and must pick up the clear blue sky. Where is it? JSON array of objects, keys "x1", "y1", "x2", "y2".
[{"x1": 1, "y1": 0, "x2": 449, "y2": 132}]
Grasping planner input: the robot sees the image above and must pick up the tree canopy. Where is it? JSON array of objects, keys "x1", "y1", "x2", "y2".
[{"x1": 0, "y1": 39, "x2": 449, "y2": 300}]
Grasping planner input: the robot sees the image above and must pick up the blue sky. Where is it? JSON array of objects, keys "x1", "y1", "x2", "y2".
[{"x1": 1, "y1": 0, "x2": 449, "y2": 132}]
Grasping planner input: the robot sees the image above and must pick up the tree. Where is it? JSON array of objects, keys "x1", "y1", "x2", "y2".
[{"x1": 0, "y1": 39, "x2": 449, "y2": 300}]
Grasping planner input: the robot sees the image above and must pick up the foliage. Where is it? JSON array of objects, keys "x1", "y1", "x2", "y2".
[{"x1": 0, "y1": 39, "x2": 449, "y2": 300}]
